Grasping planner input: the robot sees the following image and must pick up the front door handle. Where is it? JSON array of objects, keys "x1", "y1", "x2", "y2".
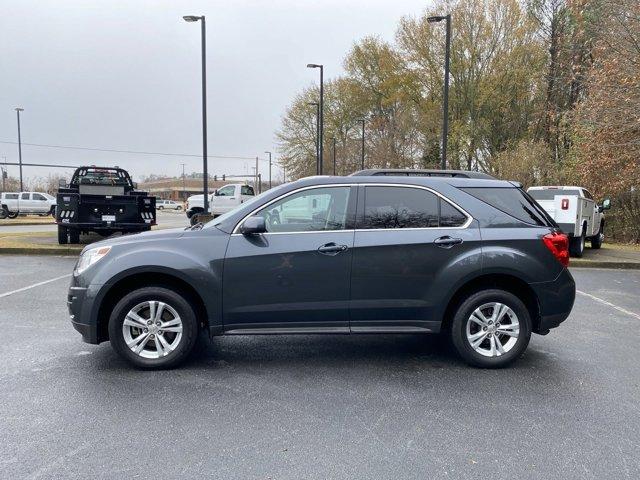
[
  {"x1": 434, "y1": 236, "x2": 463, "y2": 248},
  {"x1": 317, "y1": 242, "x2": 349, "y2": 256}
]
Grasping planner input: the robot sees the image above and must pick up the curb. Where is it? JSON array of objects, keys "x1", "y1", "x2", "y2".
[
  {"x1": 0, "y1": 247, "x2": 82, "y2": 256},
  {"x1": 570, "y1": 260, "x2": 640, "y2": 270},
  {"x1": 0, "y1": 221, "x2": 56, "y2": 226}
]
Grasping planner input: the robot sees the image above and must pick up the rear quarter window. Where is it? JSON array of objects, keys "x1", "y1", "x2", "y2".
[{"x1": 461, "y1": 187, "x2": 553, "y2": 227}]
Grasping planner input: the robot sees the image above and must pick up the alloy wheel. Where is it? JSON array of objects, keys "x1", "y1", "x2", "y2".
[
  {"x1": 122, "y1": 301, "x2": 183, "y2": 359},
  {"x1": 466, "y1": 302, "x2": 520, "y2": 357}
]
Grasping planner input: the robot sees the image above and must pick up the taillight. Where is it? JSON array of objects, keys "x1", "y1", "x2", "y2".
[
  {"x1": 543, "y1": 232, "x2": 569, "y2": 267},
  {"x1": 561, "y1": 198, "x2": 569, "y2": 210}
]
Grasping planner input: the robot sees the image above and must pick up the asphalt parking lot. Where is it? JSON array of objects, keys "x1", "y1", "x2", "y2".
[{"x1": 1, "y1": 256, "x2": 639, "y2": 479}]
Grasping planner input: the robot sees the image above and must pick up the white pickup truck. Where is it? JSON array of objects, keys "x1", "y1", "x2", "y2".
[
  {"x1": 186, "y1": 183, "x2": 255, "y2": 224},
  {"x1": 527, "y1": 186, "x2": 611, "y2": 257},
  {"x1": 0, "y1": 191, "x2": 57, "y2": 219}
]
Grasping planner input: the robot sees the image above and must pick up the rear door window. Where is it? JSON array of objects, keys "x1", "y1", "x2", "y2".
[
  {"x1": 21, "y1": 193, "x2": 30, "y2": 200},
  {"x1": 241, "y1": 185, "x2": 255, "y2": 196},
  {"x1": 360, "y1": 186, "x2": 467, "y2": 229},
  {"x1": 462, "y1": 187, "x2": 553, "y2": 226}
]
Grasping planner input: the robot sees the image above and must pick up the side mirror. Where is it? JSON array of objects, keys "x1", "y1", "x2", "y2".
[
  {"x1": 239, "y1": 216, "x2": 266, "y2": 235},
  {"x1": 601, "y1": 198, "x2": 611, "y2": 211},
  {"x1": 213, "y1": 189, "x2": 219, "y2": 196}
]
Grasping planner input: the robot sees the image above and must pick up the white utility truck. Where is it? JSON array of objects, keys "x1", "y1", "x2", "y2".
[
  {"x1": 0, "y1": 191, "x2": 57, "y2": 219},
  {"x1": 527, "y1": 186, "x2": 611, "y2": 257},
  {"x1": 186, "y1": 183, "x2": 255, "y2": 225}
]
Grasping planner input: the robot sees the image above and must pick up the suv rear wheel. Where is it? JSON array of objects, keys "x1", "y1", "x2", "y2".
[
  {"x1": 108, "y1": 287, "x2": 199, "y2": 369},
  {"x1": 450, "y1": 289, "x2": 532, "y2": 368}
]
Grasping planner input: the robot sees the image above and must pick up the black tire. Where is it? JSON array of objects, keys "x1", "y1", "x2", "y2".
[
  {"x1": 68, "y1": 228, "x2": 80, "y2": 244},
  {"x1": 569, "y1": 229, "x2": 585, "y2": 257},
  {"x1": 57, "y1": 226, "x2": 68, "y2": 245},
  {"x1": 108, "y1": 286, "x2": 199, "y2": 369},
  {"x1": 190, "y1": 214, "x2": 199, "y2": 226},
  {"x1": 158, "y1": 206, "x2": 164, "y2": 210},
  {"x1": 97, "y1": 230, "x2": 113, "y2": 238},
  {"x1": 7, "y1": 212, "x2": 18, "y2": 219},
  {"x1": 0, "y1": 207, "x2": 7, "y2": 219},
  {"x1": 50, "y1": 207, "x2": 56, "y2": 217},
  {"x1": 450, "y1": 289, "x2": 532, "y2": 368},
  {"x1": 590, "y1": 222, "x2": 604, "y2": 249}
]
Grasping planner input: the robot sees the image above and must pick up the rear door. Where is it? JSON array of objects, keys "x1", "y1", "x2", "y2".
[
  {"x1": 214, "y1": 185, "x2": 237, "y2": 213},
  {"x1": 31, "y1": 193, "x2": 49, "y2": 213},
  {"x1": 20, "y1": 193, "x2": 32, "y2": 212},
  {"x1": 350, "y1": 185, "x2": 480, "y2": 332}
]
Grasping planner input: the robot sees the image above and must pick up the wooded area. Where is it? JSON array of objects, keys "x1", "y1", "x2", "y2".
[{"x1": 276, "y1": 0, "x2": 640, "y2": 241}]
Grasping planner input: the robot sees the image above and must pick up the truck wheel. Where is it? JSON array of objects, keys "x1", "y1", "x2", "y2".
[
  {"x1": 591, "y1": 222, "x2": 604, "y2": 249},
  {"x1": 7, "y1": 212, "x2": 19, "y2": 219},
  {"x1": 570, "y1": 230, "x2": 585, "y2": 257},
  {"x1": 97, "y1": 230, "x2": 113, "y2": 238},
  {"x1": 0, "y1": 207, "x2": 7, "y2": 219},
  {"x1": 450, "y1": 289, "x2": 532, "y2": 368},
  {"x1": 108, "y1": 287, "x2": 199, "y2": 369},
  {"x1": 58, "y1": 226, "x2": 68, "y2": 245},
  {"x1": 50, "y1": 207, "x2": 56, "y2": 217},
  {"x1": 190, "y1": 215, "x2": 199, "y2": 226},
  {"x1": 69, "y1": 228, "x2": 80, "y2": 244}
]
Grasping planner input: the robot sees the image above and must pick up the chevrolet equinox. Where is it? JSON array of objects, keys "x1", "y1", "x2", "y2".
[{"x1": 68, "y1": 175, "x2": 575, "y2": 369}]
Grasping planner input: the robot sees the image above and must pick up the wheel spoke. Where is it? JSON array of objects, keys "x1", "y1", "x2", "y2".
[
  {"x1": 154, "y1": 336, "x2": 165, "y2": 356},
  {"x1": 161, "y1": 318, "x2": 182, "y2": 333},
  {"x1": 148, "y1": 301, "x2": 157, "y2": 323},
  {"x1": 492, "y1": 303, "x2": 509, "y2": 323},
  {"x1": 158, "y1": 334, "x2": 173, "y2": 355},
  {"x1": 493, "y1": 336, "x2": 505, "y2": 355},
  {"x1": 154, "y1": 302, "x2": 167, "y2": 323},
  {"x1": 471, "y1": 332, "x2": 488, "y2": 349},
  {"x1": 127, "y1": 333, "x2": 150, "y2": 353},
  {"x1": 123, "y1": 312, "x2": 147, "y2": 328},
  {"x1": 489, "y1": 336, "x2": 497, "y2": 356},
  {"x1": 497, "y1": 323, "x2": 519, "y2": 338},
  {"x1": 470, "y1": 309, "x2": 489, "y2": 326}
]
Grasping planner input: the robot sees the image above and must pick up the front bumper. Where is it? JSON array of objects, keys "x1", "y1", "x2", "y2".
[
  {"x1": 68, "y1": 284, "x2": 101, "y2": 344},
  {"x1": 530, "y1": 268, "x2": 576, "y2": 333}
]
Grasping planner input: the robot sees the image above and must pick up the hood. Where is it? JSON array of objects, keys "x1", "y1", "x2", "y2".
[{"x1": 81, "y1": 227, "x2": 187, "y2": 253}]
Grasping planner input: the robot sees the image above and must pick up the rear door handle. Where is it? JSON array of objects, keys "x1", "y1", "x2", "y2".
[
  {"x1": 317, "y1": 242, "x2": 349, "y2": 256},
  {"x1": 434, "y1": 236, "x2": 463, "y2": 248}
]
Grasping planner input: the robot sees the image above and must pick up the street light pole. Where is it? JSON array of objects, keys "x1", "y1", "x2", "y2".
[
  {"x1": 183, "y1": 15, "x2": 209, "y2": 213},
  {"x1": 427, "y1": 14, "x2": 451, "y2": 170},
  {"x1": 15, "y1": 107, "x2": 24, "y2": 191},
  {"x1": 360, "y1": 119, "x2": 365, "y2": 170},
  {"x1": 181, "y1": 163, "x2": 186, "y2": 200},
  {"x1": 307, "y1": 102, "x2": 320, "y2": 174},
  {"x1": 255, "y1": 156, "x2": 259, "y2": 193},
  {"x1": 307, "y1": 64, "x2": 323, "y2": 174},
  {"x1": 330, "y1": 137, "x2": 336, "y2": 175},
  {"x1": 264, "y1": 151, "x2": 272, "y2": 189}
]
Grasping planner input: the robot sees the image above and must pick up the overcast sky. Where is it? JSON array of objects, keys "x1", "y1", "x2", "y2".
[{"x1": 0, "y1": 0, "x2": 430, "y2": 183}]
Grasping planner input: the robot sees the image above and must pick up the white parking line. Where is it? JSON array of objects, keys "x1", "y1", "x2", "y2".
[
  {"x1": 0, "y1": 274, "x2": 72, "y2": 299},
  {"x1": 576, "y1": 290, "x2": 640, "y2": 320}
]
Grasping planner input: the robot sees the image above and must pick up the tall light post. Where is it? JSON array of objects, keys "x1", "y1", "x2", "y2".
[
  {"x1": 427, "y1": 14, "x2": 451, "y2": 170},
  {"x1": 181, "y1": 163, "x2": 186, "y2": 200},
  {"x1": 183, "y1": 15, "x2": 209, "y2": 213},
  {"x1": 306, "y1": 64, "x2": 323, "y2": 173},
  {"x1": 330, "y1": 137, "x2": 336, "y2": 175},
  {"x1": 264, "y1": 151, "x2": 272, "y2": 189},
  {"x1": 307, "y1": 102, "x2": 320, "y2": 174},
  {"x1": 15, "y1": 107, "x2": 24, "y2": 191},
  {"x1": 358, "y1": 118, "x2": 365, "y2": 170}
]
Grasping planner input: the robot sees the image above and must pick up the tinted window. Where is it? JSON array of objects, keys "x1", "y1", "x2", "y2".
[
  {"x1": 5, "y1": 193, "x2": 19, "y2": 200},
  {"x1": 362, "y1": 187, "x2": 439, "y2": 229},
  {"x1": 33, "y1": 193, "x2": 47, "y2": 201},
  {"x1": 241, "y1": 185, "x2": 255, "y2": 196},
  {"x1": 21, "y1": 193, "x2": 30, "y2": 200},
  {"x1": 440, "y1": 200, "x2": 467, "y2": 227},
  {"x1": 528, "y1": 189, "x2": 581, "y2": 200},
  {"x1": 217, "y1": 186, "x2": 235, "y2": 196},
  {"x1": 463, "y1": 187, "x2": 552, "y2": 226},
  {"x1": 254, "y1": 186, "x2": 350, "y2": 233}
]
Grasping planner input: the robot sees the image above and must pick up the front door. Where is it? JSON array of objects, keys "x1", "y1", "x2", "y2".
[
  {"x1": 222, "y1": 185, "x2": 356, "y2": 332},
  {"x1": 350, "y1": 185, "x2": 481, "y2": 332},
  {"x1": 214, "y1": 185, "x2": 237, "y2": 214}
]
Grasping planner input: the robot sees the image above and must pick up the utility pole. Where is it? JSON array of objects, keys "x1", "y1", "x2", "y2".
[
  {"x1": 331, "y1": 137, "x2": 336, "y2": 175},
  {"x1": 15, "y1": 107, "x2": 24, "y2": 191},
  {"x1": 360, "y1": 119, "x2": 365, "y2": 170},
  {"x1": 307, "y1": 102, "x2": 320, "y2": 174},
  {"x1": 181, "y1": 163, "x2": 186, "y2": 200},
  {"x1": 307, "y1": 64, "x2": 324, "y2": 174},
  {"x1": 264, "y1": 151, "x2": 272, "y2": 189},
  {"x1": 255, "y1": 156, "x2": 259, "y2": 193}
]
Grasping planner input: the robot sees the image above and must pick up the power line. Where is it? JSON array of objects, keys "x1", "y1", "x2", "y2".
[{"x1": 0, "y1": 140, "x2": 264, "y2": 161}]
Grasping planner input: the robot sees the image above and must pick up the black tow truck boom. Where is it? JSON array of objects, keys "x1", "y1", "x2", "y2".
[{"x1": 56, "y1": 166, "x2": 156, "y2": 244}]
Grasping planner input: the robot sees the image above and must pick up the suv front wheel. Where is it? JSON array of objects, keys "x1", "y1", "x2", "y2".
[
  {"x1": 450, "y1": 289, "x2": 532, "y2": 368},
  {"x1": 108, "y1": 287, "x2": 199, "y2": 369}
]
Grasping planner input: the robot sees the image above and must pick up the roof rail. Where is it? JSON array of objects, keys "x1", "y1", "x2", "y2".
[{"x1": 349, "y1": 169, "x2": 495, "y2": 179}]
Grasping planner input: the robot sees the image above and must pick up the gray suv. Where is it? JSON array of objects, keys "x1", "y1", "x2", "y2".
[{"x1": 68, "y1": 175, "x2": 575, "y2": 369}]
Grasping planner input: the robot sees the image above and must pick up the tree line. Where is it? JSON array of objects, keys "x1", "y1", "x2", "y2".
[{"x1": 276, "y1": 0, "x2": 640, "y2": 241}]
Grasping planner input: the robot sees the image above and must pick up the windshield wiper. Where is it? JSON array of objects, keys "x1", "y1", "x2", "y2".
[{"x1": 186, "y1": 222, "x2": 204, "y2": 231}]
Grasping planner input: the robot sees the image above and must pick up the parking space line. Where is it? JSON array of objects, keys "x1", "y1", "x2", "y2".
[
  {"x1": 576, "y1": 290, "x2": 640, "y2": 320},
  {"x1": 0, "y1": 274, "x2": 72, "y2": 299}
]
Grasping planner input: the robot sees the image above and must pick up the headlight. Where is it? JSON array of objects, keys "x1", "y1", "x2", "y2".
[{"x1": 75, "y1": 246, "x2": 111, "y2": 275}]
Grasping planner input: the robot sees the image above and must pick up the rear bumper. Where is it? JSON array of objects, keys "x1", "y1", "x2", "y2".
[
  {"x1": 530, "y1": 268, "x2": 576, "y2": 333},
  {"x1": 556, "y1": 223, "x2": 576, "y2": 237},
  {"x1": 56, "y1": 222, "x2": 154, "y2": 230}
]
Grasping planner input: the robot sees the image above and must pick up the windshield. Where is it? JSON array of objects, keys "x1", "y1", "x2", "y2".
[
  {"x1": 202, "y1": 184, "x2": 290, "y2": 229},
  {"x1": 528, "y1": 189, "x2": 581, "y2": 200}
]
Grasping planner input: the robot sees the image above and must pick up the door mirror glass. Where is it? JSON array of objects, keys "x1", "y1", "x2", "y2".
[
  {"x1": 240, "y1": 216, "x2": 266, "y2": 235},
  {"x1": 601, "y1": 198, "x2": 611, "y2": 210}
]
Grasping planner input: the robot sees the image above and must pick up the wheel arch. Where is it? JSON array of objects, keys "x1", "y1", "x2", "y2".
[
  {"x1": 95, "y1": 270, "x2": 210, "y2": 343},
  {"x1": 441, "y1": 273, "x2": 541, "y2": 334}
]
